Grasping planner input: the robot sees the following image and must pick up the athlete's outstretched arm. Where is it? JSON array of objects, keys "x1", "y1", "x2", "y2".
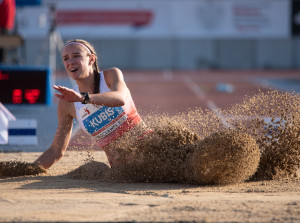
[
  {"x1": 53, "y1": 67, "x2": 129, "y2": 107},
  {"x1": 34, "y1": 100, "x2": 74, "y2": 169}
]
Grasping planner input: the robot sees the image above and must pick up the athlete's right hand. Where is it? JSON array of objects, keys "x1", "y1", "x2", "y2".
[{"x1": 53, "y1": 85, "x2": 82, "y2": 102}]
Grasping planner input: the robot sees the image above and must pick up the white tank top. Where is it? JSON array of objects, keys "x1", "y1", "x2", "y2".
[{"x1": 73, "y1": 71, "x2": 141, "y2": 148}]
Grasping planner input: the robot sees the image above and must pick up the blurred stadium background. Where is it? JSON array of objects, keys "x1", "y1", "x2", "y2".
[
  {"x1": 0, "y1": 0, "x2": 299, "y2": 152},
  {"x1": 5, "y1": 0, "x2": 300, "y2": 70}
]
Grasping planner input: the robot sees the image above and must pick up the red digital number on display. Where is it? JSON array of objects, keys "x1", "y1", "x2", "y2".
[
  {"x1": 25, "y1": 89, "x2": 40, "y2": 104},
  {"x1": 0, "y1": 71, "x2": 9, "y2": 80},
  {"x1": 12, "y1": 89, "x2": 22, "y2": 104},
  {"x1": 12, "y1": 89, "x2": 40, "y2": 104}
]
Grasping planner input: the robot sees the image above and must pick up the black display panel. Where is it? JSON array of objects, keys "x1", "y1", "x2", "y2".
[
  {"x1": 292, "y1": 0, "x2": 300, "y2": 36},
  {"x1": 0, "y1": 66, "x2": 52, "y2": 105}
]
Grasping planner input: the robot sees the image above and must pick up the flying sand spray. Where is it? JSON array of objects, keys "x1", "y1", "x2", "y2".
[{"x1": 1, "y1": 90, "x2": 299, "y2": 185}]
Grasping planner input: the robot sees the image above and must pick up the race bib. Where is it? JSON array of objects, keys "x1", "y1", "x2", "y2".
[{"x1": 79, "y1": 105, "x2": 127, "y2": 139}]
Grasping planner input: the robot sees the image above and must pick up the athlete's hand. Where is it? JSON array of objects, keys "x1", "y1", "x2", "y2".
[{"x1": 53, "y1": 85, "x2": 82, "y2": 102}]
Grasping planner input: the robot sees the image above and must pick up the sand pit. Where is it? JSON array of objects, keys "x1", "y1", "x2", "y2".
[
  {"x1": 0, "y1": 161, "x2": 47, "y2": 177},
  {"x1": 0, "y1": 90, "x2": 299, "y2": 222},
  {"x1": 0, "y1": 150, "x2": 299, "y2": 222}
]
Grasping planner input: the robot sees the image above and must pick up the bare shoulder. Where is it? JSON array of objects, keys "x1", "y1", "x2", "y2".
[
  {"x1": 103, "y1": 67, "x2": 125, "y2": 88},
  {"x1": 57, "y1": 98, "x2": 76, "y2": 119},
  {"x1": 104, "y1": 67, "x2": 123, "y2": 77}
]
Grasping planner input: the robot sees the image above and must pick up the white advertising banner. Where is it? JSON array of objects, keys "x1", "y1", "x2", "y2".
[
  {"x1": 16, "y1": 6, "x2": 50, "y2": 38},
  {"x1": 174, "y1": 0, "x2": 290, "y2": 38},
  {"x1": 16, "y1": 0, "x2": 290, "y2": 39},
  {"x1": 54, "y1": 0, "x2": 172, "y2": 39}
]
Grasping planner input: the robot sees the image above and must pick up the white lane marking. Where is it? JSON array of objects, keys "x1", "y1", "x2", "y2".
[
  {"x1": 162, "y1": 70, "x2": 174, "y2": 81},
  {"x1": 183, "y1": 77, "x2": 232, "y2": 128},
  {"x1": 206, "y1": 100, "x2": 231, "y2": 128},
  {"x1": 183, "y1": 77, "x2": 206, "y2": 100}
]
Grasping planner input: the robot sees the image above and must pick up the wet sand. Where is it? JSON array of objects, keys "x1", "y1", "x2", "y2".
[{"x1": 0, "y1": 151, "x2": 299, "y2": 222}]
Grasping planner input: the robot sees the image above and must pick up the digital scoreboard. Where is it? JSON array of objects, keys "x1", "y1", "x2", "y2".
[{"x1": 0, "y1": 66, "x2": 52, "y2": 105}]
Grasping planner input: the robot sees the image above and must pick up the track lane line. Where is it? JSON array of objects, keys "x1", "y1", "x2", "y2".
[{"x1": 183, "y1": 77, "x2": 232, "y2": 128}]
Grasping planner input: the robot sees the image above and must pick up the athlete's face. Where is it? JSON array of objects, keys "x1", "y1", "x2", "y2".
[{"x1": 62, "y1": 44, "x2": 94, "y2": 80}]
